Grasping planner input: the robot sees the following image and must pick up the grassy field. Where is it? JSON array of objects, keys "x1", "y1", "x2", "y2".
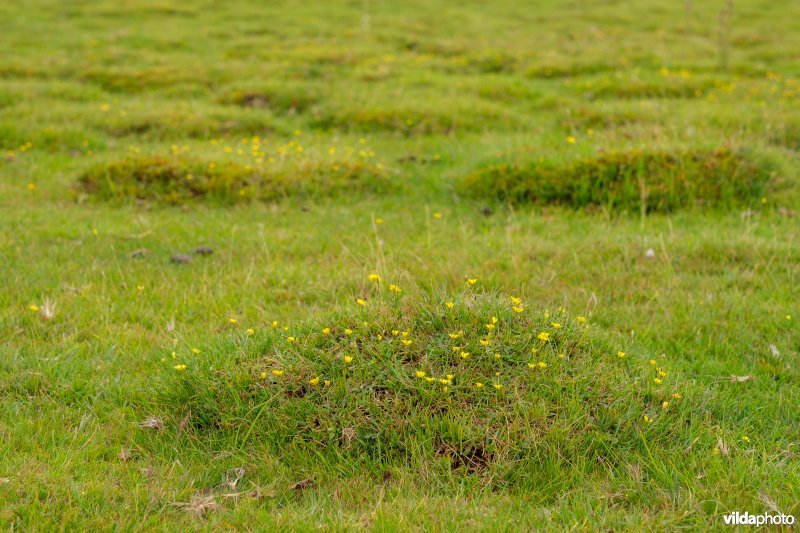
[{"x1": 1, "y1": 0, "x2": 799, "y2": 529}]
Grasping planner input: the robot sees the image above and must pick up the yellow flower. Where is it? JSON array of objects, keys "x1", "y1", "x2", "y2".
[
  {"x1": 491, "y1": 316, "x2": 498, "y2": 324},
  {"x1": 191, "y1": 348, "x2": 200, "y2": 354},
  {"x1": 537, "y1": 332, "x2": 550, "y2": 342},
  {"x1": 672, "y1": 393, "x2": 682, "y2": 399},
  {"x1": 566, "y1": 135, "x2": 577, "y2": 144},
  {"x1": 662, "y1": 401, "x2": 669, "y2": 409},
  {"x1": 324, "y1": 380, "x2": 331, "y2": 386},
  {"x1": 287, "y1": 336, "x2": 295, "y2": 343},
  {"x1": 343, "y1": 356, "x2": 353, "y2": 364},
  {"x1": 432, "y1": 212, "x2": 442, "y2": 219},
  {"x1": 577, "y1": 316, "x2": 586, "y2": 323},
  {"x1": 260, "y1": 372, "x2": 267, "y2": 379},
  {"x1": 654, "y1": 378, "x2": 662, "y2": 385},
  {"x1": 467, "y1": 278, "x2": 477, "y2": 285},
  {"x1": 388, "y1": 284, "x2": 402, "y2": 293},
  {"x1": 475, "y1": 382, "x2": 484, "y2": 388},
  {"x1": 29, "y1": 304, "x2": 39, "y2": 312},
  {"x1": 415, "y1": 371, "x2": 426, "y2": 378},
  {"x1": 742, "y1": 435, "x2": 750, "y2": 443},
  {"x1": 551, "y1": 323, "x2": 561, "y2": 329},
  {"x1": 658, "y1": 369, "x2": 667, "y2": 377},
  {"x1": 356, "y1": 298, "x2": 367, "y2": 306},
  {"x1": 438, "y1": 378, "x2": 450, "y2": 385},
  {"x1": 401, "y1": 339, "x2": 413, "y2": 346},
  {"x1": 425, "y1": 377, "x2": 434, "y2": 383},
  {"x1": 391, "y1": 330, "x2": 399, "y2": 336},
  {"x1": 375, "y1": 218, "x2": 384, "y2": 225},
  {"x1": 344, "y1": 328, "x2": 353, "y2": 335},
  {"x1": 229, "y1": 318, "x2": 237, "y2": 324},
  {"x1": 485, "y1": 323, "x2": 495, "y2": 330},
  {"x1": 446, "y1": 374, "x2": 454, "y2": 380},
  {"x1": 493, "y1": 383, "x2": 503, "y2": 390},
  {"x1": 368, "y1": 273, "x2": 381, "y2": 282},
  {"x1": 174, "y1": 364, "x2": 187, "y2": 371},
  {"x1": 448, "y1": 332, "x2": 461, "y2": 339},
  {"x1": 322, "y1": 327, "x2": 331, "y2": 335},
  {"x1": 445, "y1": 301, "x2": 454, "y2": 309},
  {"x1": 649, "y1": 359, "x2": 656, "y2": 365},
  {"x1": 246, "y1": 328, "x2": 255, "y2": 336},
  {"x1": 460, "y1": 351, "x2": 470, "y2": 359},
  {"x1": 617, "y1": 351, "x2": 626, "y2": 358},
  {"x1": 479, "y1": 339, "x2": 490, "y2": 346},
  {"x1": 513, "y1": 306, "x2": 524, "y2": 313},
  {"x1": 510, "y1": 296, "x2": 522, "y2": 305},
  {"x1": 643, "y1": 415, "x2": 653, "y2": 423},
  {"x1": 558, "y1": 353, "x2": 565, "y2": 359},
  {"x1": 494, "y1": 353, "x2": 501, "y2": 359},
  {"x1": 309, "y1": 377, "x2": 320, "y2": 386},
  {"x1": 271, "y1": 320, "x2": 278, "y2": 329},
  {"x1": 271, "y1": 370, "x2": 284, "y2": 377},
  {"x1": 401, "y1": 331, "x2": 409, "y2": 337},
  {"x1": 538, "y1": 361, "x2": 547, "y2": 368},
  {"x1": 527, "y1": 362, "x2": 536, "y2": 369}
]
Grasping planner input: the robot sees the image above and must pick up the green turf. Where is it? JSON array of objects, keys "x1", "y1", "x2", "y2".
[{"x1": 1, "y1": 0, "x2": 799, "y2": 530}]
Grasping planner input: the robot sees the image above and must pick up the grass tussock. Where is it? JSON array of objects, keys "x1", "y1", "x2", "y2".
[
  {"x1": 76, "y1": 155, "x2": 391, "y2": 204},
  {"x1": 459, "y1": 148, "x2": 774, "y2": 212},
  {"x1": 152, "y1": 288, "x2": 690, "y2": 489}
]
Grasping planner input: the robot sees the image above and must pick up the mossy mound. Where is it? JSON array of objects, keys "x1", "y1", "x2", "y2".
[
  {"x1": 459, "y1": 148, "x2": 774, "y2": 212},
  {"x1": 76, "y1": 155, "x2": 391, "y2": 204},
  {"x1": 149, "y1": 287, "x2": 693, "y2": 491}
]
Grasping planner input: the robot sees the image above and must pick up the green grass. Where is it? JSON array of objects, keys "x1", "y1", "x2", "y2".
[{"x1": 1, "y1": 0, "x2": 799, "y2": 529}]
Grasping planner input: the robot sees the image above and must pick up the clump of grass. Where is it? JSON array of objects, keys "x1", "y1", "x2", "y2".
[
  {"x1": 219, "y1": 83, "x2": 319, "y2": 114},
  {"x1": 149, "y1": 287, "x2": 691, "y2": 490},
  {"x1": 459, "y1": 147, "x2": 774, "y2": 212},
  {"x1": 76, "y1": 155, "x2": 391, "y2": 204}
]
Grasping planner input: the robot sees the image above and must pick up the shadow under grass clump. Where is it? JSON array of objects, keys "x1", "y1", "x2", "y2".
[
  {"x1": 76, "y1": 155, "x2": 390, "y2": 204},
  {"x1": 459, "y1": 148, "x2": 774, "y2": 212},
  {"x1": 147, "y1": 287, "x2": 692, "y2": 491}
]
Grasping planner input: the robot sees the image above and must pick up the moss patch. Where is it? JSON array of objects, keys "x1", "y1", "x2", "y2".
[
  {"x1": 459, "y1": 148, "x2": 774, "y2": 212},
  {"x1": 76, "y1": 155, "x2": 391, "y2": 204}
]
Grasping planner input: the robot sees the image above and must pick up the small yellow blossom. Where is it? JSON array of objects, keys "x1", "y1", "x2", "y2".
[
  {"x1": 260, "y1": 372, "x2": 267, "y2": 379},
  {"x1": 309, "y1": 377, "x2": 320, "y2": 386},
  {"x1": 742, "y1": 435, "x2": 750, "y2": 443},
  {"x1": 566, "y1": 135, "x2": 577, "y2": 144},
  {"x1": 510, "y1": 296, "x2": 522, "y2": 305},
  {"x1": 577, "y1": 316, "x2": 586, "y2": 323},
  {"x1": 493, "y1": 383, "x2": 503, "y2": 390},
  {"x1": 448, "y1": 332, "x2": 461, "y2": 340},
  {"x1": 460, "y1": 351, "x2": 470, "y2": 359},
  {"x1": 272, "y1": 370, "x2": 284, "y2": 377},
  {"x1": 467, "y1": 278, "x2": 477, "y2": 285},
  {"x1": 513, "y1": 306, "x2": 524, "y2": 313},
  {"x1": 662, "y1": 401, "x2": 669, "y2": 409},
  {"x1": 538, "y1": 332, "x2": 550, "y2": 342},
  {"x1": 485, "y1": 323, "x2": 496, "y2": 331},
  {"x1": 191, "y1": 348, "x2": 200, "y2": 354},
  {"x1": 538, "y1": 361, "x2": 547, "y2": 368},
  {"x1": 527, "y1": 362, "x2": 536, "y2": 369},
  {"x1": 479, "y1": 339, "x2": 490, "y2": 346},
  {"x1": 551, "y1": 323, "x2": 561, "y2": 329},
  {"x1": 343, "y1": 356, "x2": 353, "y2": 364},
  {"x1": 416, "y1": 371, "x2": 426, "y2": 378},
  {"x1": 425, "y1": 377, "x2": 435, "y2": 383},
  {"x1": 673, "y1": 393, "x2": 682, "y2": 399},
  {"x1": 388, "y1": 284, "x2": 402, "y2": 293},
  {"x1": 174, "y1": 364, "x2": 187, "y2": 371},
  {"x1": 475, "y1": 382, "x2": 484, "y2": 388},
  {"x1": 445, "y1": 301, "x2": 454, "y2": 309},
  {"x1": 322, "y1": 327, "x2": 331, "y2": 335},
  {"x1": 246, "y1": 328, "x2": 255, "y2": 336},
  {"x1": 491, "y1": 317, "x2": 498, "y2": 324},
  {"x1": 229, "y1": 318, "x2": 237, "y2": 324},
  {"x1": 401, "y1": 331, "x2": 409, "y2": 337},
  {"x1": 432, "y1": 212, "x2": 442, "y2": 219},
  {"x1": 494, "y1": 353, "x2": 501, "y2": 359},
  {"x1": 29, "y1": 304, "x2": 40, "y2": 312},
  {"x1": 287, "y1": 336, "x2": 295, "y2": 343},
  {"x1": 368, "y1": 273, "x2": 381, "y2": 282},
  {"x1": 649, "y1": 359, "x2": 656, "y2": 365},
  {"x1": 344, "y1": 328, "x2": 353, "y2": 335},
  {"x1": 617, "y1": 351, "x2": 626, "y2": 358},
  {"x1": 643, "y1": 415, "x2": 653, "y2": 423},
  {"x1": 401, "y1": 339, "x2": 413, "y2": 346},
  {"x1": 271, "y1": 321, "x2": 278, "y2": 329},
  {"x1": 356, "y1": 298, "x2": 367, "y2": 306},
  {"x1": 324, "y1": 380, "x2": 331, "y2": 386},
  {"x1": 654, "y1": 378, "x2": 662, "y2": 385}
]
